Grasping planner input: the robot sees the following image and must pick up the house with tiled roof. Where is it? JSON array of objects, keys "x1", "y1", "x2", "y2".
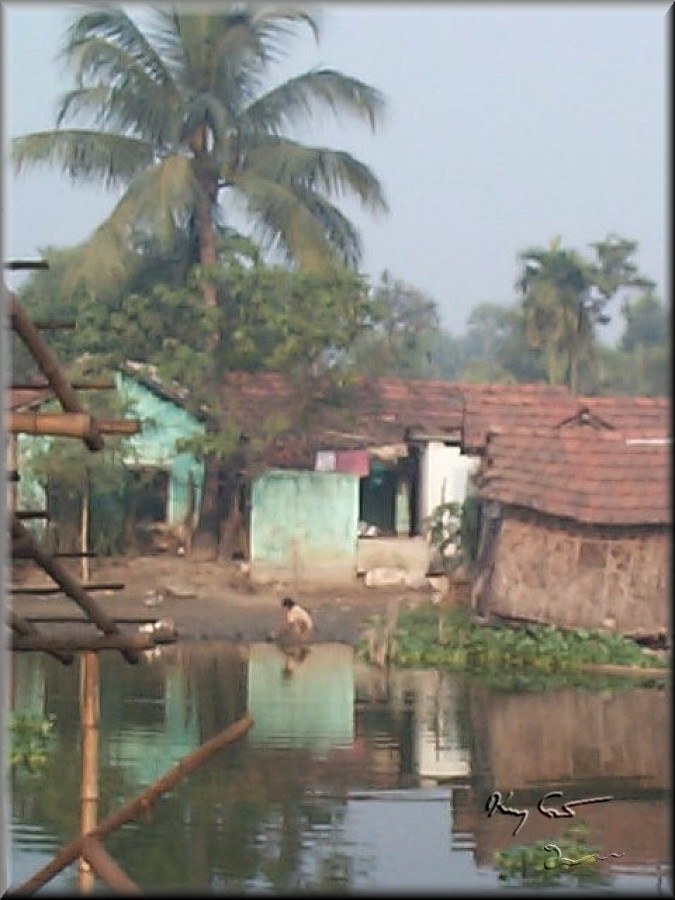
[{"x1": 470, "y1": 413, "x2": 670, "y2": 638}]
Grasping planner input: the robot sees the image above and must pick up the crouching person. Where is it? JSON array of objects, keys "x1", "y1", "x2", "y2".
[{"x1": 269, "y1": 597, "x2": 313, "y2": 646}]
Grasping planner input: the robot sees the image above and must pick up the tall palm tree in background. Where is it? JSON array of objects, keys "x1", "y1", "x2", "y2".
[
  {"x1": 516, "y1": 237, "x2": 596, "y2": 393},
  {"x1": 13, "y1": 3, "x2": 388, "y2": 557},
  {"x1": 12, "y1": 4, "x2": 388, "y2": 305}
]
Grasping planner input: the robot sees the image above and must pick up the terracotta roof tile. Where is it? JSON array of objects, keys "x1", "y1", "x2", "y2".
[
  {"x1": 477, "y1": 426, "x2": 671, "y2": 526},
  {"x1": 213, "y1": 374, "x2": 571, "y2": 465},
  {"x1": 462, "y1": 394, "x2": 670, "y2": 452}
]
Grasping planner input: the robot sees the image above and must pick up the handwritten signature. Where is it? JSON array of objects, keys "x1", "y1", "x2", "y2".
[{"x1": 485, "y1": 790, "x2": 615, "y2": 837}]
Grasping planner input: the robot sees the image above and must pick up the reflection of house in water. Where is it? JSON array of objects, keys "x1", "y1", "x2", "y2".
[
  {"x1": 451, "y1": 683, "x2": 671, "y2": 873},
  {"x1": 247, "y1": 643, "x2": 354, "y2": 751},
  {"x1": 352, "y1": 666, "x2": 471, "y2": 785},
  {"x1": 414, "y1": 671, "x2": 471, "y2": 782}
]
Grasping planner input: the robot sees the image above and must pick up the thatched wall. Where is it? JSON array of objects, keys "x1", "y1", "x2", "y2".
[{"x1": 483, "y1": 508, "x2": 669, "y2": 633}]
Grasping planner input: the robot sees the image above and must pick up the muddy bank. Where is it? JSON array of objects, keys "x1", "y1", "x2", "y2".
[{"x1": 10, "y1": 554, "x2": 434, "y2": 646}]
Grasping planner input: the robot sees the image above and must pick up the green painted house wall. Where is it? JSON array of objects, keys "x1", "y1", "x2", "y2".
[
  {"x1": 116, "y1": 373, "x2": 206, "y2": 527},
  {"x1": 250, "y1": 470, "x2": 359, "y2": 585},
  {"x1": 16, "y1": 373, "x2": 205, "y2": 536}
]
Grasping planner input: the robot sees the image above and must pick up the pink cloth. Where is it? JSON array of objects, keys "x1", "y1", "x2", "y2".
[{"x1": 334, "y1": 450, "x2": 370, "y2": 477}]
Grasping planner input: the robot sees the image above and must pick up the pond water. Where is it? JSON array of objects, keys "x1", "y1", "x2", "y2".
[{"x1": 7, "y1": 641, "x2": 672, "y2": 895}]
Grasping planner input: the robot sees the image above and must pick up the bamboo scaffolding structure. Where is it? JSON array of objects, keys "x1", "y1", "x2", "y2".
[
  {"x1": 78, "y1": 652, "x2": 99, "y2": 893},
  {"x1": 80, "y1": 838, "x2": 141, "y2": 895},
  {"x1": 11, "y1": 517, "x2": 139, "y2": 664},
  {"x1": 8, "y1": 611, "x2": 74, "y2": 665},
  {"x1": 9, "y1": 412, "x2": 140, "y2": 438},
  {"x1": 6, "y1": 715, "x2": 254, "y2": 897},
  {"x1": 8, "y1": 291, "x2": 104, "y2": 452},
  {"x1": 11, "y1": 582, "x2": 125, "y2": 595}
]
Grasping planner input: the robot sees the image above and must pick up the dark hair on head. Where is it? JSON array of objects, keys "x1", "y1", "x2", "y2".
[{"x1": 281, "y1": 597, "x2": 295, "y2": 608}]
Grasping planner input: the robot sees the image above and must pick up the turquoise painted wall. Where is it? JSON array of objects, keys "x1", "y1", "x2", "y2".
[
  {"x1": 250, "y1": 470, "x2": 359, "y2": 585},
  {"x1": 16, "y1": 375, "x2": 205, "y2": 530},
  {"x1": 117, "y1": 373, "x2": 205, "y2": 526}
]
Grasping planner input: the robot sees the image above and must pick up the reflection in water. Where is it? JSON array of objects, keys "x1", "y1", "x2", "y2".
[{"x1": 8, "y1": 642, "x2": 671, "y2": 894}]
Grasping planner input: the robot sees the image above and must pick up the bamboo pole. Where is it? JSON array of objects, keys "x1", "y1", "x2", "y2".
[
  {"x1": 81, "y1": 472, "x2": 90, "y2": 585},
  {"x1": 78, "y1": 652, "x2": 99, "y2": 894},
  {"x1": 7, "y1": 433, "x2": 18, "y2": 515},
  {"x1": 8, "y1": 612, "x2": 74, "y2": 665},
  {"x1": 11, "y1": 517, "x2": 139, "y2": 664},
  {"x1": 11, "y1": 582, "x2": 125, "y2": 595},
  {"x1": 9, "y1": 412, "x2": 140, "y2": 438},
  {"x1": 11, "y1": 633, "x2": 172, "y2": 654},
  {"x1": 80, "y1": 838, "x2": 141, "y2": 895},
  {"x1": 14, "y1": 511, "x2": 49, "y2": 520},
  {"x1": 4, "y1": 259, "x2": 49, "y2": 270},
  {"x1": 12, "y1": 380, "x2": 116, "y2": 391},
  {"x1": 6, "y1": 715, "x2": 254, "y2": 897},
  {"x1": 8, "y1": 292, "x2": 104, "y2": 452}
]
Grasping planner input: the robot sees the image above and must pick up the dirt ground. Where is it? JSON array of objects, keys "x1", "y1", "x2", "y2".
[{"x1": 10, "y1": 553, "x2": 436, "y2": 646}]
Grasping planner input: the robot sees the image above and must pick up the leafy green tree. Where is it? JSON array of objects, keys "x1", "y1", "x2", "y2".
[{"x1": 619, "y1": 290, "x2": 669, "y2": 353}]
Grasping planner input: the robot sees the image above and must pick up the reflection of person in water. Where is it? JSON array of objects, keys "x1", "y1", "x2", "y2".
[{"x1": 281, "y1": 645, "x2": 310, "y2": 678}]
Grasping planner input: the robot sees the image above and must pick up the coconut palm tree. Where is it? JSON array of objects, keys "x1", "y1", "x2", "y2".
[
  {"x1": 516, "y1": 237, "x2": 595, "y2": 393},
  {"x1": 12, "y1": 4, "x2": 388, "y2": 309}
]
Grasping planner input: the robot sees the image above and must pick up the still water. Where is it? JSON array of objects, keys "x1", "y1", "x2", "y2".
[{"x1": 8, "y1": 641, "x2": 672, "y2": 895}]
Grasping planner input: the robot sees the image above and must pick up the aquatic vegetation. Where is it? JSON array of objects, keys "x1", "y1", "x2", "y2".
[
  {"x1": 9, "y1": 713, "x2": 55, "y2": 773},
  {"x1": 357, "y1": 603, "x2": 668, "y2": 681},
  {"x1": 494, "y1": 823, "x2": 614, "y2": 888}
]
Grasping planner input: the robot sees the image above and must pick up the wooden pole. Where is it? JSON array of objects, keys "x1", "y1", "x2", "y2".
[
  {"x1": 8, "y1": 612, "x2": 74, "y2": 665},
  {"x1": 6, "y1": 715, "x2": 254, "y2": 897},
  {"x1": 81, "y1": 471, "x2": 90, "y2": 585},
  {"x1": 78, "y1": 652, "x2": 99, "y2": 894},
  {"x1": 8, "y1": 292, "x2": 104, "y2": 452},
  {"x1": 9, "y1": 412, "x2": 140, "y2": 438},
  {"x1": 12, "y1": 380, "x2": 116, "y2": 391},
  {"x1": 80, "y1": 838, "x2": 141, "y2": 895},
  {"x1": 11, "y1": 517, "x2": 139, "y2": 664},
  {"x1": 7, "y1": 433, "x2": 18, "y2": 516},
  {"x1": 11, "y1": 632, "x2": 175, "y2": 654},
  {"x1": 11, "y1": 582, "x2": 125, "y2": 595}
]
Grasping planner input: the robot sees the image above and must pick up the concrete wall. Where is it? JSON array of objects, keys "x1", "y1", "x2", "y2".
[
  {"x1": 483, "y1": 508, "x2": 669, "y2": 634},
  {"x1": 418, "y1": 442, "x2": 477, "y2": 527},
  {"x1": 356, "y1": 535, "x2": 430, "y2": 578},
  {"x1": 117, "y1": 374, "x2": 205, "y2": 527},
  {"x1": 250, "y1": 470, "x2": 359, "y2": 585}
]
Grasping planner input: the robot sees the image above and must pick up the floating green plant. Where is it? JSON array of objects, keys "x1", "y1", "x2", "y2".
[
  {"x1": 9, "y1": 713, "x2": 55, "y2": 773},
  {"x1": 357, "y1": 603, "x2": 668, "y2": 684}
]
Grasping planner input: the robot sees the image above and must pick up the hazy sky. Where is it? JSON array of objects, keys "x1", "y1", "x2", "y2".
[{"x1": 2, "y1": 2, "x2": 669, "y2": 341}]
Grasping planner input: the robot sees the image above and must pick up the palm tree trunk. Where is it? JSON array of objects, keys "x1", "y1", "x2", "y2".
[{"x1": 190, "y1": 175, "x2": 230, "y2": 561}]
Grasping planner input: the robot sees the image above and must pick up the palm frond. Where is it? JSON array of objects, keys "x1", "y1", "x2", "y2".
[
  {"x1": 61, "y1": 7, "x2": 175, "y2": 89},
  {"x1": 11, "y1": 130, "x2": 154, "y2": 188},
  {"x1": 243, "y1": 69, "x2": 386, "y2": 134},
  {"x1": 237, "y1": 136, "x2": 388, "y2": 214},
  {"x1": 63, "y1": 154, "x2": 201, "y2": 291},
  {"x1": 233, "y1": 170, "x2": 338, "y2": 270},
  {"x1": 58, "y1": 38, "x2": 179, "y2": 144}
]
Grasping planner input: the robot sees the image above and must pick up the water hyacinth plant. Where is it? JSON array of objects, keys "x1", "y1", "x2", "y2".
[{"x1": 357, "y1": 604, "x2": 667, "y2": 682}]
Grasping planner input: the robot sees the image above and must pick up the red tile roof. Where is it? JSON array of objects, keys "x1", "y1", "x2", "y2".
[
  {"x1": 477, "y1": 425, "x2": 671, "y2": 526},
  {"x1": 462, "y1": 393, "x2": 670, "y2": 453},
  {"x1": 214, "y1": 373, "x2": 571, "y2": 465}
]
